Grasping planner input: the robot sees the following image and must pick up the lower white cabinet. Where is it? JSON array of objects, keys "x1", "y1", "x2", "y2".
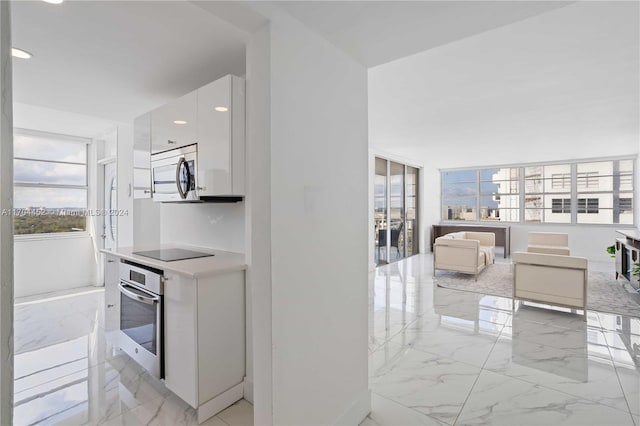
[
  {"x1": 163, "y1": 270, "x2": 245, "y2": 417},
  {"x1": 104, "y1": 254, "x2": 120, "y2": 331}
]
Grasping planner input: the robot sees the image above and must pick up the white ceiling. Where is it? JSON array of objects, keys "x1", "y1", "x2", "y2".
[
  {"x1": 274, "y1": 1, "x2": 573, "y2": 67},
  {"x1": 9, "y1": 0, "x2": 579, "y2": 133},
  {"x1": 11, "y1": 1, "x2": 248, "y2": 125},
  {"x1": 368, "y1": 1, "x2": 640, "y2": 165}
]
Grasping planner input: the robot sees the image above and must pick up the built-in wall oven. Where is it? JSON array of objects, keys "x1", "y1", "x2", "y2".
[{"x1": 118, "y1": 260, "x2": 164, "y2": 379}]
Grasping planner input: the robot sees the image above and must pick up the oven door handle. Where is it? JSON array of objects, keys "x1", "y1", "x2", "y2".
[{"x1": 119, "y1": 282, "x2": 159, "y2": 305}]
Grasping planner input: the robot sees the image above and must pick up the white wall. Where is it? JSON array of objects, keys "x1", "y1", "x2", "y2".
[
  {"x1": 14, "y1": 235, "x2": 97, "y2": 298},
  {"x1": 266, "y1": 9, "x2": 370, "y2": 425},
  {"x1": 369, "y1": 1, "x2": 639, "y2": 262},
  {"x1": 244, "y1": 21, "x2": 271, "y2": 414}
]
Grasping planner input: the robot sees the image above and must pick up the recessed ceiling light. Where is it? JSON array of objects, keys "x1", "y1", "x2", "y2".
[
  {"x1": 214, "y1": 106, "x2": 228, "y2": 112},
  {"x1": 42, "y1": 0, "x2": 64, "y2": 4},
  {"x1": 173, "y1": 120, "x2": 188, "y2": 125},
  {"x1": 12, "y1": 48, "x2": 33, "y2": 59}
]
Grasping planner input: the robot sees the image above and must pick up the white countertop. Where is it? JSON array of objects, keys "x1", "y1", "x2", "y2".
[{"x1": 100, "y1": 245, "x2": 246, "y2": 279}]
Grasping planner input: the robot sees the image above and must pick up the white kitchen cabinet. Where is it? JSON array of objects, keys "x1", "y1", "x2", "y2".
[
  {"x1": 151, "y1": 90, "x2": 197, "y2": 153},
  {"x1": 163, "y1": 270, "x2": 245, "y2": 421},
  {"x1": 104, "y1": 254, "x2": 120, "y2": 331},
  {"x1": 103, "y1": 253, "x2": 121, "y2": 359},
  {"x1": 163, "y1": 273, "x2": 198, "y2": 406},
  {"x1": 133, "y1": 113, "x2": 152, "y2": 199},
  {"x1": 196, "y1": 75, "x2": 245, "y2": 196}
]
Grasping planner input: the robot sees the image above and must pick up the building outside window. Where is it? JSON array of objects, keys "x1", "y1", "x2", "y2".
[
  {"x1": 524, "y1": 163, "x2": 571, "y2": 223},
  {"x1": 13, "y1": 130, "x2": 89, "y2": 235}
]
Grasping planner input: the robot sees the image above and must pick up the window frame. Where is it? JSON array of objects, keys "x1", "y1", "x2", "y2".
[
  {"x1": 441, "y1": 156, "x2": 636, "y2": 227},
  {"x1": 13, "y1": 128, "x2": 91, "y2": 238}
]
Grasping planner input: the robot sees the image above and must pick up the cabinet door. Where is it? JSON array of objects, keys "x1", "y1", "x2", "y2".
[
  {"x1": 104, "y1": 254, "x2": 120, "y2": 331},
  {"x1": 133, "y1": 113, "x2": 151, "y2": 199},
  {"x1": 163, "y1": 273, "x2": 198, "y2": 407},
  {"x1": 197, "y1": 271, "x2": 245, "y2": 404},
  {"x1": 197, "y1": 76, "x2": 232, "y2": 195},
  {"x1": 151, "y1": 91, "x2": 197, "y2": 153},
  {"x1": 197, "y1": 75, "x2": 245, "y2": 196}
]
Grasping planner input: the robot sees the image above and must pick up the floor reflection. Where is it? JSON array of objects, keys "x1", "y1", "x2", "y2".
[
  {"x1": 13, "y1": 287, "x2": 252, "y2": 426},
  {"x1": 367, "y1": 254, "x2": 640, "y2": 425}
]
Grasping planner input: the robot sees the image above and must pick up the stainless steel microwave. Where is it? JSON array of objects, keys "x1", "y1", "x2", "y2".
[{"x1": 151, "y1": 144, "x2": 199, "y2": 202}]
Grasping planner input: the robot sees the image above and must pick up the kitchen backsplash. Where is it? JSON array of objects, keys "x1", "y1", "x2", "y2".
[{"x1": 160, "y1": 202, "x2": 245, "y2": 253}]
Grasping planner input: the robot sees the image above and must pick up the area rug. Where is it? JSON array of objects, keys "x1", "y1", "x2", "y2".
[{"x1": 435, "y1": 263, "x2": 640, "y2": 318}]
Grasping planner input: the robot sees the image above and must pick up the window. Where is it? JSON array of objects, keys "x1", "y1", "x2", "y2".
[
  {"x1": 552, "y1": 173, "x2": 570, "y2": 189},
  {"x1": 374, "y1": 157, "x2": 419, "y2": 264},
  {"x1": 551, "y1": 198, "x2": 571, "y2": 214},
  {"x1": 480, "y1": 167, "x2": 519, "y2": 222},
  {"x1": 442, "y1": 170, "x2": 477, "y2": 221},
  {"x1": 13, "y1": 130, "x2": 88, "y2": 235},
  {"x1": 441, "y1": 157, "x2": 634, "y2": 225},
  {"x1": 577, "y1": 160, "x2": 631, "y2": 224},
  {"x1": 442, "y1": 168, "x2": 519, "y2": 222},
  {"x1": 577, "y1": 198, "x2": 599, "y2": 214},
  {"x1": 577, "y1": 172, "x2": 599, "y2": 189}
]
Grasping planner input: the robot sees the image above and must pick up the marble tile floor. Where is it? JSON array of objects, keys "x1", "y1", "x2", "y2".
[
  {"x1": 365, "y1": 254, "x2": 640, "y2": 425},
  {"x1": 13, "y1": 287, "x2": 254, "y2": 426},
  {"x1": 14, "y1": 253, "x2": 640, "y2": 425}
]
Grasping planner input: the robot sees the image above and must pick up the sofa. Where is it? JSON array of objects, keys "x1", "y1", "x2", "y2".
[
  {"x1": 512, "y1": 251, "x2": 588, "y2": 314},
  {"x1": 527, "y1": 232, "x2": 570, "y2": 256},
  {"x1": 433, "y1": 231, "x2": 496, "y2": 280}
]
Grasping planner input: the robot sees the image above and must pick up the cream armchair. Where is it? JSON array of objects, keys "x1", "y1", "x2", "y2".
[
  {"x1": 433, "y1": 231, "x2": 496, "y2": 280},
  {"x1": 527, "y1": 232, "x2": 570, "y2": 256},
  {"x1": 512, "y1": 252, "x2": 587, "y2": 314}
]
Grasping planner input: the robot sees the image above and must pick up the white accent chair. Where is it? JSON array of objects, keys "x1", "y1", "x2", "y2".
[
  {"x1": 527, "y1": 232, "x2": 570, "y2": 256},
  {"x1": 512, "y1": 252, "x2": 588, "y2": 315},
  {"x1": 433, "y1": 231, "x2": 496, "y2": 280}
]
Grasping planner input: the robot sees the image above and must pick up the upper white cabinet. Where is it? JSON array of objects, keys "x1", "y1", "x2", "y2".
[
  {"x1": 140, "y1": 75, "x2": 245, "y2": 198},
  {"x1": 151, "y1": 90, "x2": 198, "y2": 153},
  {"x1": 133, "y1": 113, "x2": 151, "y2": 199},
  {"x1": 196, "y1": 75, "x2": 245, "y2": 196}
]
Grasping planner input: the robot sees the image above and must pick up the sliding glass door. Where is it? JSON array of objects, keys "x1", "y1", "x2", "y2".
[{"x1": 374, "y1": 158, "x2": 420, "y2": 265}]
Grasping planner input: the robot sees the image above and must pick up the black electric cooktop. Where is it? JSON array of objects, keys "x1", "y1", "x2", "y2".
[{"x1": 132, "y1": 248, "x2": 215, "y2": 262}]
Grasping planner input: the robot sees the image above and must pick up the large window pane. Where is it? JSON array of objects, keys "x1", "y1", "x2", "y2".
[
  {"x1": 14, "y1": 159, "x2": 87, "y2": 186},
  {"x1": 406, "y1": 166, "x2": 419, "y2": 256},
  {"x1": 389, "y1": 162, "x2": 405, "y2": 260},
  {"x1": 14, "y1": 133, "x2": 87, "y2": 164},
  {"x1": 13, "y1": 187, "x2": 87, "y2": 234},
  {"x1": 13, "y1": 130, "x2": 89, "y2": 236},
  {"x1": 374, "y1": 158, "x2": 387, "y2": 264}
]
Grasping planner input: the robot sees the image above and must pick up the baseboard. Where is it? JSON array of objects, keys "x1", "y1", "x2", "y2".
[
  {"x1": 334, "y1": 389, "x2": 371, "y2": 425},
  {"x1": 243, "y1": 377, "x2": 254, "y2": 404},
  {"x1": 197, "y1": 382, "x2": 244, "y2": 424}
]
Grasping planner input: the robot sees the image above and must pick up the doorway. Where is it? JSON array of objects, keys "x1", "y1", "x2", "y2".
[{"x1": 374, "y1": 157, "x2": 419, "y2": 265}]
